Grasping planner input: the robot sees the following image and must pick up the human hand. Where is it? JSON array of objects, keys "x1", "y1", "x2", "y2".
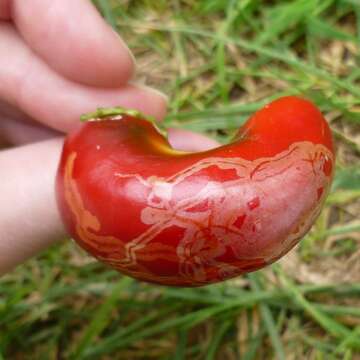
[{"x1": 0, "y1": 0, "x2": 218, "y2": 274}]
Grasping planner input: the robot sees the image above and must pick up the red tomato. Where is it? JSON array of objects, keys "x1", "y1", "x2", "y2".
[{"x1": 56, "y1": 96, "x2": 334, "y2": 286}]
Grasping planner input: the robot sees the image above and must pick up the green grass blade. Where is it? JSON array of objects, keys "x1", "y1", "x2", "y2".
[
  {"x1": 71, "y1": 277, "x2": 133, "y2": 359},
  {"x1": 174, "y1": 328, "x2": 188, "y2": 360},
  {"x1": 205, "y1": 320, "x2": 231, "y2": 360},
  {"x1": 94, "y1": 0, "x2": 118, "y2": 29},
  {"x1": 277, "y1": 268, "x2": 360, "y2": 349},
  {"x1": 335, "y1": 325, "x2": 360, "y2": 354},
  {"x1": 248, "y1": 273, "x2": 286, "y2": 360}
]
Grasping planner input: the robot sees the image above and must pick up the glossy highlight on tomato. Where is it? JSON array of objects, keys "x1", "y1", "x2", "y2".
[{"x1": 56, "y1": 96, "x2": 335, "y2": 286}]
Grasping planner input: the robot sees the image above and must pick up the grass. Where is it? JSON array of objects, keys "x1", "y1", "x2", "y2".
[{"x1": 1, "y1": 0, "x2": 360, "y2": 358}]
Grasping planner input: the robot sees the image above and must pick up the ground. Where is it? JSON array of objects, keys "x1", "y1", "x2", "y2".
[{"x1": 1, "y1": 0, "x2": 360, "y2": 359}]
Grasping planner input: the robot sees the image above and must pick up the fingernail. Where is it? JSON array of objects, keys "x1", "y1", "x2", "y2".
[
  {"x1": 147, "y1": 87, "x2": 169, "y2": 103},
  {"x1": 130, "y1": 82, "x2": 169, "y2": 103},
  {"x1": 110, "y1": 27, "x2": 137, "y2": 68}
]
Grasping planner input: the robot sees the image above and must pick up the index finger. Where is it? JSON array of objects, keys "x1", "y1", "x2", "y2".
[{"x1": 9, "y1": 0, "x2": 135, "y2": 87}]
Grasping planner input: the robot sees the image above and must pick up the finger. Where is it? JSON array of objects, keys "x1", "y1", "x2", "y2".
[
  {"x1": 0, "y1": 0, "x2": 10, "y2": 20},
  {"x1": 10, "y1": 0, "x2": 135, "y2": 87},
  {"x1": 0, "y1": 99, "x2": 28, "y2": 121},
  {"x1": 168, "y1": 128, "x2": 220, "y2": 152},
  {"x1": 0, "y1": 136, "x2": 10, "y2": 149},
  {"x1": 0, "y1": 115, "x2": 220, "y2": 152},
  {"x1": 0, "y1": 24, "x2": 167, "y2": 133},
  {"x1": 0, "y1": 138, "x2": 65, "y2": 275},
  {"x1": 0, "y1": 116, "x2": 61, "y2": 145},
  {"x1": 0, "y1": 99, "x2": 61, "y2": 145}
]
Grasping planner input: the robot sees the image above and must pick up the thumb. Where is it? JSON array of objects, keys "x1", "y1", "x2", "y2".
[{"x1": 0, "y1": 138, "x2": 65, "y2": 274}]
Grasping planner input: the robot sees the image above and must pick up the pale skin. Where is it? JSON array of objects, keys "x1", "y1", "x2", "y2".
[{"x1": 0, "y1": 0, "x2": 218, "y2": 275}]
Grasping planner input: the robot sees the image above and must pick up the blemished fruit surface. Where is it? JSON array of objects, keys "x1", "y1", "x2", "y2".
[{"x1": 56, "y1": 96, "x2": 334, "y2": 286}]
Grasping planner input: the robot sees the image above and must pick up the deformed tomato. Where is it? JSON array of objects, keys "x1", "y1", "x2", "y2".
[{"x1": 56, "y1": 96, "x2": 335, "y2": 286}]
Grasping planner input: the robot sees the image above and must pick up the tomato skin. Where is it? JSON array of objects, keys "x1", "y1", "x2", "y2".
[{"x1": 56, "y1": 96, "x2": 335, "y2": 286}]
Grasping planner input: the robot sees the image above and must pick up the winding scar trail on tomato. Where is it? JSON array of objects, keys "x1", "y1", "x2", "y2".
[{"x1": 56, "y1": 96, "x2": 335, "y2": 286}]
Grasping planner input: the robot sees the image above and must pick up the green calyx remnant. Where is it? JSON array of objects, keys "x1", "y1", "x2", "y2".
[
  {"x1": 80, "y1": 106, "x2": 168, "y2": 138},
  {"x1": 80, "y1": 106, "x2": 155, "y2": 123}
]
